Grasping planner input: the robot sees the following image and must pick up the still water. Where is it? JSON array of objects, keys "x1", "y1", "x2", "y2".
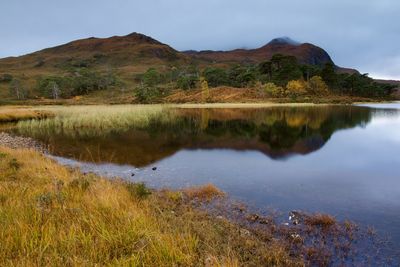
[{"x1": 11, "y1": 104, "x2": 400, "y2": 252}]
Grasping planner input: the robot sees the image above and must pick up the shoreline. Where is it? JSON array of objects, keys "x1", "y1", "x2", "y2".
[{"x1": 0, "y1": 131, "x2": 46, "y2": 152}]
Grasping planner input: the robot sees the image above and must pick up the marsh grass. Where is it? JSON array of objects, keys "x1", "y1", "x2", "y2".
[
  {"x1": 17, "y1": 105, "x2": 176, "y2": 137},
  {"x1": 0, "y1": 106, "x2": 52, "y2": 122},
  {"x1": 183, "y1": 183, "x2": 226, "y2": 202},
  {"x1": 0, "y1": 146, "x2": 302, "y2": 266}
]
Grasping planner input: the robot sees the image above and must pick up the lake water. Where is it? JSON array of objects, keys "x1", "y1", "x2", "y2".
[{"x1": 9, "y1": 103, "x2": 400, "y2": 256}]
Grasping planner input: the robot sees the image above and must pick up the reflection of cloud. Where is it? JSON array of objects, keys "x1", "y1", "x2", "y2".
[
  {"x1": 367, "y1": 116, "x2": 400, "y2": 143},
  {"x1": 367, "y1": 56, "x2": 400, "y2": 80}
]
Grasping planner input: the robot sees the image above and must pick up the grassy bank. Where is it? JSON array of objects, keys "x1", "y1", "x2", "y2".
[
  {"x1": 0, "y1": 146, "x2": 302, "y2": 266},
  {"x1": 0, "y1": 106, "x2": 52, "y2": 123}
]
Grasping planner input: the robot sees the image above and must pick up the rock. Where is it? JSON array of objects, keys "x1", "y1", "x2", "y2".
[
  {"x1": 246, "y1": 213, "x2": 260, "y2": 223},
  {"x1": 290, "y1": 233, "x2": 303, "y2": 243},
  {"x1": 0, "y1": 132, "x2": 46, "y2": 153},
  {"x1": 289, "y1": 210, "x2": 302, "y2": 225},
  {"x1": 240, "y1": 228, "x2": 251, "y2": 237},
  {"x1": 216, "y1": 215, "x2": 223, "y2": 220}
]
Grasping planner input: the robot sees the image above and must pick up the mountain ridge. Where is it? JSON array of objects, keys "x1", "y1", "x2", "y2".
[{"x1": 0, "y1": 32, "x2": 351, "y2": 71}]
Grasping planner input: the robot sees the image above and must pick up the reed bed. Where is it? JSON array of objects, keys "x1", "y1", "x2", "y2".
[
  {"x1": 17, "y1": 105, "x2": 176, "y2": 137},
  {"x1": 0, "y1": 106, "x2": 51, "y2": 123}
]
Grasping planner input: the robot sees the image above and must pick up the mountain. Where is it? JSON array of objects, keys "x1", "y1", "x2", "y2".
[
  {"x1": 0, "y1": 33, "x2": 353, "y2": 74},
  {"x1": 0, "y1": 32, "x2": 189, "y2": 73},
  {"x1": 184, "y1": 36, "x2": 334, "y2": 66},
  {"x1": 0, "y1": 32, "x2": 361, "y2": 101}
]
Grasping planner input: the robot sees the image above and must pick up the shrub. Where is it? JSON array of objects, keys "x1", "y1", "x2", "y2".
[
  {"x1": 183, "y1": 183, "x2": 225, "y2": 202},
  {"x1": 125, "y1": 182, "x2": 152, "y2": 200},
  {"x1": 69, "y1": 177, "x2": 91, "y2": 191},
  {"x1": 176, "y1": 75, "x2": 198, "y2": 90},
  {"x1": 9, "y1": 158, "x2": 21, "y2": 170},
  {"x1": 286, "y1": 80, "x2": 307, "y2": 96},
  {"x1": 264, "y1": 82, "x2": 284, "y2": 97},
  {"x1": 307, "y1": 76, "x2": 329, "y2": 95},
  {"x1": 0, "y1": 74, "x2": 13, "y2": 83}
]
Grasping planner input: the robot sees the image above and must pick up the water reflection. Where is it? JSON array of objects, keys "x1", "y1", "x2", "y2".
[
  {"x1": 4, "y1": 104, "x2": 400, "y2": 259},
  {"x1": 13, "y1": 105, "x2": 390, "y2": 166}
]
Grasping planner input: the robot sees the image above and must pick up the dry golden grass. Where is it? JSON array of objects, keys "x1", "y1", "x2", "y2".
[
  {"x1": 183, "y1": 183, "x2": 226, "y2": 202},
  {"x1": 304, "y1": 213, "x2": 337, "y2": 228},
  {"x1": 0, "y1": 106, "x2": 52, "y2": 122},
  {"x1": 0, "y1": 146, "x2": 302, "y2": 266}
]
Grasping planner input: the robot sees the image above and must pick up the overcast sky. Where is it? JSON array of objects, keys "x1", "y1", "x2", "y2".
[{"x1": 1, "y1": 0, "x2": 399, "y2": 79}]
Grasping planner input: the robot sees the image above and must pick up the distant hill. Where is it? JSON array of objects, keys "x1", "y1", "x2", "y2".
[
  {"x1": 0, "y1": 33, "x2": 357, "y2": 75},
  {"x1": 0, "y1": 32, "x2": 387, "y2": 101},
  {"x1": 185, "y1": 37, "x2": 333, "y2": 65},
  {"x1": 0, "y1": 32, "x2": 189, "y2": 73},
  {"x1": 184, "y1": 37, "x2": 357, "y2": 74}
]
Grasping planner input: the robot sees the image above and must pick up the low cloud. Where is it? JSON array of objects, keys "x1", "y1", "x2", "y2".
[{"x1": 0, "y1": 0, "x2": 399, "y2": 79}]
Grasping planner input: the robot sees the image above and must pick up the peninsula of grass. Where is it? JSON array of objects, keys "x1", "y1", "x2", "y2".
[{"x1": 0, "y1": 106, "x2": 52, "y2": 123}]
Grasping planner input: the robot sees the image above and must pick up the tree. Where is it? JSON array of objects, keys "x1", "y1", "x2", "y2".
[
  {"x1": 47, "y1": 81, "x2": 61, "y2": 99},
  {"x1": 135, "y1": 68, "x2": 163, "y2": 103},
  {"x1": 202, "y1": 67, "x2": 228, "y2": 87},
  {"x1": 286, "y1": 80, "x2": 307, "y2": 96},
  {"x1": 307, "y1": 76, "x2": 329, "y2": 95},
  {"x1": 270, "y1": 54, "x2": 303, "y2": 86},
  {"x1": 177, "y1": 75, "x2": 198, "y2": 90},
  {"x1": 200, "y1": 77, "x2": 209, "y2": 103},
  {"x1": 143, "y1": 68, "x2": 161, "y2": 87},
  {"x1": 9, "y1": 79, "x2": 26, "y2": 100},
  {"x1": 264, "y1": 82, "x2": 284, "y2": 97},
  {"x1": 321, "y1": 62, "x2": 337, "y2": 88}
]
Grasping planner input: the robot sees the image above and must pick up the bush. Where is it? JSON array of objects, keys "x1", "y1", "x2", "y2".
[
  {"x1": 307, "y1": 76, "x2": 329, "y2": 95},
  {"x1": 264, "y1": 82, "x2": 284, "y2": 97},
  {"x1": 176, "y1": 75, "x2": 198, "y2": 90},
  {"x1": 0, "y1": 74, "x2": 13, "y2": 83},
  {"x1": 286, "y1": 80, "x2": 307, "y2": 96}
]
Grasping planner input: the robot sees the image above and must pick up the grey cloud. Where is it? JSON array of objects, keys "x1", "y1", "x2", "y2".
[{"x1": 0, "y1": 0, "x2": 399, "y2": 79}]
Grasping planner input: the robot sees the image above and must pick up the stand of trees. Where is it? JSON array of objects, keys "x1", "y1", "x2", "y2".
[
  {"x1": 156, "y1": 54, "x2": 395, "y2": 98},
  {"x1": 36, "y1": 68, "x2": 119, "y2": 99}
]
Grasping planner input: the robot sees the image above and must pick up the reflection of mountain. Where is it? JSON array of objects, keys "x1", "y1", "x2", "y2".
[{"x1": 16, "y1": 106, "x2": 374, "y2": 166}]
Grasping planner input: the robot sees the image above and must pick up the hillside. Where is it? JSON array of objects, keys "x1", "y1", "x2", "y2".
[
  {"x1": 185, "y1": 37, "x2": 333, "y2": 65},
  {"x1": 0, "y1": 32, "x2": 189, "y2": 74},
  {"x1": 0, "y1": 32, "x2": 394, "y2": 102}
]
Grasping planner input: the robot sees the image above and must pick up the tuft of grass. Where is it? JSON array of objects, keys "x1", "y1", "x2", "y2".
[
  {"x1": 0, "y1": 146, "x2": 302, "y2": 266},
  {"x1": 69, "y1": 176, "x2": 91, "y2": 191},
  {"x1": 0, "y1": 106, "x2": 52, "y2": 122},
  {"x1": 125, "y1": 182, "x2": 152, "y2": 200},
  {"x1": 304, "y1": 213, "x2": 336, "y2": 228},
  {"x1": 183, "y1": 183, "x2": 225, "y2": 202},
  {"x1": 8, "y1": 158, "x2": 21, "y2": 170}
]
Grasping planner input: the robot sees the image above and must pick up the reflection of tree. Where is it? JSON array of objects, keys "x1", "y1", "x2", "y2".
[{"x1": 14, "y1": 106, "x2": 375, "y2": 166}]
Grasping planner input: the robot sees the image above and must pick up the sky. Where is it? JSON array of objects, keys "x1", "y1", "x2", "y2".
[{"x1": 0, "y1": 0, "x2": 399, "y2": 80}]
